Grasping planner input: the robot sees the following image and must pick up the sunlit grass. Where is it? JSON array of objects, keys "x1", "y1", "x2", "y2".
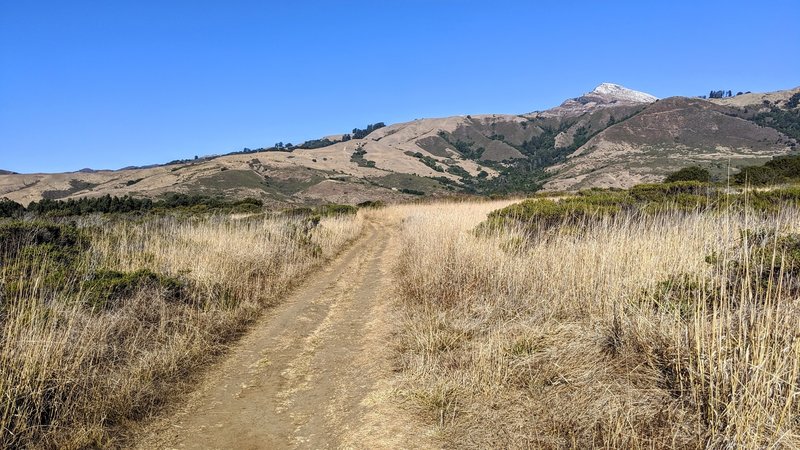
[{"x1": 0, "y1": 213, "x2": 363, "y2": 448}]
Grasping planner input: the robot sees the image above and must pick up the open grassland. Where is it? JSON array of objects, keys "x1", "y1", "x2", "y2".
[
  {"x1": 392, "y1": 199, "x2": 800, "y2": 448},
  {"x1": 0, "y1": 212, "x2": 363, "y2": 448}
]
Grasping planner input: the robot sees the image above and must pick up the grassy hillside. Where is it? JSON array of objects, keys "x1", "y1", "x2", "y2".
[
  {"x1": 1, "y1": 86, "x2": 798, "y2": 205},
  {"x1": 392, "y1": 190, "x2": 800, "y2": 447},
  {"x1": 545, "y1": 95, "x2": 799, "y2": 190}
]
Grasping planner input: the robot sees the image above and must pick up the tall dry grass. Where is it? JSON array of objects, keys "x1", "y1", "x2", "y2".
[
  {"x1": 0, "y1": 213, "x2": 363, "y2": 448},
  {"x1": 390, "y1": 201, "x2": 800, "y2": 448}
]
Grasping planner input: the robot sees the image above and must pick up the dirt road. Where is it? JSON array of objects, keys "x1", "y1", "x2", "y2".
[{"x1": 135, "y1": 219, "x2": 435, "y2": 449}]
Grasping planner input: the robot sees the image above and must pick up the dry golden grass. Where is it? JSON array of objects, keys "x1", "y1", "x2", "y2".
[
  {"x1": 0, "y1": 213, "x2": 363, "y2": 448},
  {"x1": 390, "y1": 201, "x2": 800, "y2": 448}
]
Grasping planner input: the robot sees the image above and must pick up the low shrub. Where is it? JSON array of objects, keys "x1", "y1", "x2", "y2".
[
  {"x1": 744, "y1": 186, "x2": 800, "y2": 211},
  {"x1": 1, "y1": 222, "x2": 91, "y2": 310},
  {"x1": 664, "y1": 166, "x2": 711, "y2": 183},
  {"x1": 643, "y1": 273, "x2": 707, "y2": 319},
  {"x1": 724, "y1": 229, "x2": 800, "y2": 298},
  {"x1": 0, "y1": 198, "x2": 25, "y2": 218},
  {"x1": 318, "y1": 204, "x2": 358, "y2": 217},
  {"x1": 356, "y1": 200, "x2": 386, "y2": 208},
  {"x1": 483, "y1": 182, "x2": 724, "y2": 237},
  {"x1": 628, "y1": 181, "x2": 710, "y2": 202},
  {"x1": 658, "y1": 229, "x2": 800, "y2": 313},
  {"x1": 81, "y1": 269, "x2": 188, "y2": 310},
  {"x1": 482, "y1": 196, "x2": 624, "y2": 237},
  {"x1": 0, "y1": 221, "x2": 87, "y2": 260}
]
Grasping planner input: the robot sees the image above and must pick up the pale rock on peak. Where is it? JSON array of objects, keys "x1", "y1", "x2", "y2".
[
  {"x1": 537, "y1": 82, "x2": 658, "y2": 118},
  {"x1": 589, "y1": 83, "x2": 658, "y2": 103}
]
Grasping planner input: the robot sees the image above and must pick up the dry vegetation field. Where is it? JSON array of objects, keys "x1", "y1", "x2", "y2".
[
  {"x1": 391, "y1": 200, "x2": 800, "y2": 448},
  {"x1": 4, "y1": 191, "x2": 800, "y2": 449},
  {"x1": 0, "y1": 212, "x2": 363, "y2": 448}
]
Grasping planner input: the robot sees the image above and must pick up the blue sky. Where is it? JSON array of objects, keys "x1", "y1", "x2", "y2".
[{"x1": 1, "y1": 1, "x2": 798, "y2": 173}]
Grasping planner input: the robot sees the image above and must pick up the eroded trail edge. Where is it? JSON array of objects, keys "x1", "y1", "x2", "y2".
[{"x1": 135, "y1": 218, "x2": 435, "y2": 449}]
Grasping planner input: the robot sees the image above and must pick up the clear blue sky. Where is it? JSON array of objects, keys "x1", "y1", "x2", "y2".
[{"x1": 1, "y1": 1, "x2": 798, "y2": 173}]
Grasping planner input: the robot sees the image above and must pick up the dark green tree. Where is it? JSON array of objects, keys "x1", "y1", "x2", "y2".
[{"x1": 664, "y1": 166, "x2": 711, "y2": 183}]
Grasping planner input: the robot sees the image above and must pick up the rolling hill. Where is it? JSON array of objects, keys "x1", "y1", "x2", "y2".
[{"x1": 2, "y1": 83, "x2": 798, "y2": 206}]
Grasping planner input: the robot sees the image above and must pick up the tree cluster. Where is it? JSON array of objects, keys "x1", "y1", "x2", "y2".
[
  {"x1": 786, "y1": 93, "x2": 800, "y2": 109},
  {"x1": 751, "y1": 106, "x2": 800, "y2": 142},
  {"x1": 351, "y1": 123, "x2": 386, "y2": 140},
  {"x1": 0, "y1": 198, "x2": 25, "y2": 218},
  {"x1": 1, "y1": 194, "x2": 264, "y2": 218},
  {"x1": 708, "y1": 90, "x2": 733, "y2": 99},
  {"x1": 734, "y1": 155, "x2": 800, "y2": 185},
  {"x1": 295, "y1": 139, "x2": 335, "y2": 149}
]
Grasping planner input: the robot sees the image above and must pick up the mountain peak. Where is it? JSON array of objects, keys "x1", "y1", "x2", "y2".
[{"x1": 589, "y1": 82, "x2": 658, "y2": 103}]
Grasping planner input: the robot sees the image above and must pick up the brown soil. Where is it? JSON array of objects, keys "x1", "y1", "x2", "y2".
[{"x1": 132, "y1": 219, "x2": 437, "y2": 449}]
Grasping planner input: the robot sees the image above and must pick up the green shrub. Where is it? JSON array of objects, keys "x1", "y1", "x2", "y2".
[
  {"x1": 484, "y1": 198, "x2": 621, "y2": 236},
  {"x1": 445, "y1": 165, "x2": 471, "y2": 178},
  {"x1": 318, "y1": 204, "x2": 358, "y2": 217},
  {"x1": 0, "y1": 222, "x2": 89, "y2": 298},
  {"x1": 644, "y1": 273, "x2": 707, "y2": 319},
  {"x1": 704, "y1": 229, "x2": 800, "y2": 305},
  {"x1": 733, "y1": 155, "x2": 800, "y2": 185},
  {"x1": 0, "y1": 198, "x2": 24, "y2": 218},
  {"x1": 642, "y1": 193, "x2": 711, "y2": 213},
  {"x1": 744, "y1": 186, "x2": 800, "y2": 211},
  {"x1": 750, "y1": 107, "x2": 800, "y2": 141},
  {"x1": 418, "y1": 155, "x2": 444, "y2": 172},
  {"x1": 284, "y1": 207, "x2": 315, "y2": 217},
  {"x1": 81, "y1": 269, "x2": 187, "y2": 310},
  {"x1": 483, "y1": 182, "x2": 721, "y2": 237},
  {"x1": 736, "y1": 230, "x2": 800, "y2": 293},
  {"x1": 22, "y1": 194, "x2": 264, "y2": 217},
  {"x1": 356, "y1": 200, "x2": 386, "y2": 208},
  {"x1": 629, "y1": 181, "x2": 710, "y2": 202},
  {"x1": 734, "y1": 165, "x2": 781, "y2": 185},
  {"x1": 0, "y1": 221, "x2": 87, "y2": 262},
  {"x1": 350, "y1": 147, "x2": 377, "y2": 168},
  {"x1": 664, "y1": 166, "x2": 711, "y2": 183},
  {"x1": 642, "y1": 231, "x2": 800, "y2": 318},
  {"x1": 229, "y1": 198, "x2": 264, "y2": 213}
]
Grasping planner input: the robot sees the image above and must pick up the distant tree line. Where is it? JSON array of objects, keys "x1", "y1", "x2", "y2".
[
  {"x1": 0, "y1": 194, "x2": 264, "y2": 218},
  {"x1": 699, "y1": 90, "x2": 751, "y2": 99},
  {"x1": 157, "y1": 121, "x2": 389, "y2": 167},
  {"x1": 351, "y1": 122, "x2": 386, "y2": 140},
  {"x1": 295, "y1": 139, "x2": 335, "y2": 150},
  {"x1": 107, "y1": 120, "x2": 392, "y2": 176},
  {"x1": 709, "y1": 90, "x2": 734, "y2": 99}
]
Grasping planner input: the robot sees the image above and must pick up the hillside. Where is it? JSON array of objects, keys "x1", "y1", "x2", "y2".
[
  {"x1": 545, "y1": 94, "x2": 797, "y2": 190},
  {"x1": 1, "y1": 84, "x2": 798, "y2": 205}
]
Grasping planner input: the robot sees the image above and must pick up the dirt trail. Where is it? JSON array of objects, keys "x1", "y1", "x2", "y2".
[{"x1": 134, "y1": 218, "x2": 436, "y2": 449}]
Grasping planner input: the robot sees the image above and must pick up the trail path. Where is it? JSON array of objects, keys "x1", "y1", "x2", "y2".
[{"x1": 135, "y1": 218, "x2": 436, "y2": 449}]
